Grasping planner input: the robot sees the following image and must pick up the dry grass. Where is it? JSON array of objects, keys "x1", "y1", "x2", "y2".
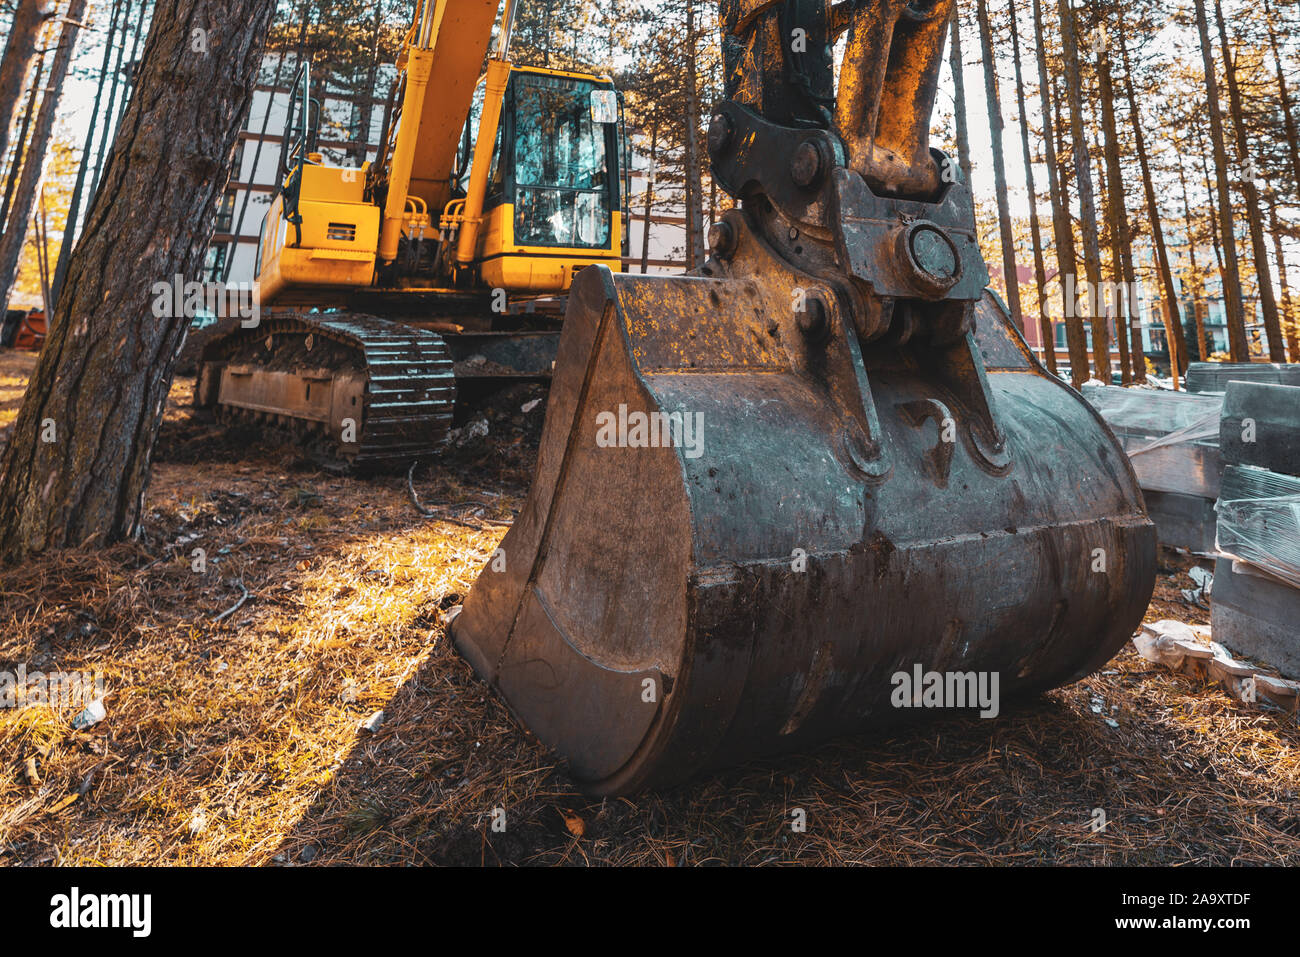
[
  {"x1": 1, "y1": 364, "x2": 1299, "y2": 866},
  {"x1": 0, "y1": 350, "x2": 37, "y2": 434}
]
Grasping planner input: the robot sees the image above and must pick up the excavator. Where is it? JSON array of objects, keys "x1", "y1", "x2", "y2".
[
  {"x1": 201, "y1": 0, "x2": 1154, "y2": 794},
  {"x1": 451, "y1": 0, "x2": 1157, "y2": 794},
  {"x1": 195, "y1": 0, "x2": 628, "y2": 467}
]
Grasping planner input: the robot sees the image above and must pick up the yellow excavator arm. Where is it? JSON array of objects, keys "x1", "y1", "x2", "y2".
[{"x1": 378, "y1": 0, "x2": 514, "y2": 264}]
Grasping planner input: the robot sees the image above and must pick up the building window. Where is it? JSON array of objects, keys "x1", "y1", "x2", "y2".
[
  {"x1": 215, "y1": 190, "x2": 237, "y2": 234},
  {"x1": 204, "y1": 244, "x2": 228, "y2": 283}
]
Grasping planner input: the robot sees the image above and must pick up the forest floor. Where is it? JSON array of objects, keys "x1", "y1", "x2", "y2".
[{"x1": 1, "y1": 349, "x2": 1299, "y2": 865}]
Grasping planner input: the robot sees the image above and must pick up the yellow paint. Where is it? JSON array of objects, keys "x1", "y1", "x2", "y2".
[
  {"x1": 474, "y1": 207, "x2": 624, "y2": 292},
  {"x1": 257, "y1": 168, "x2": 380, "y2": 302},
  {"x1": 255, "y1": 3, "x2": 624, "y2": 305},
  {"x1": 455, "y1": 57, "x2": 512, "y2": 266},
  {"x1": 405, "y1": 0, "x2": 503, "y2": 215},
  {"x1": 378, "y1": 46, "x2": 434, "y2": 263}
]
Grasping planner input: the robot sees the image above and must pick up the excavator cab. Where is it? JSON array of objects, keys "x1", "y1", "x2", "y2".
[
  {"x1": 254, "y1": 58, "x2": 627, "y2": 304},
  {"x1": 454, "y1": 66, "x2": 627, "y2": 293}
]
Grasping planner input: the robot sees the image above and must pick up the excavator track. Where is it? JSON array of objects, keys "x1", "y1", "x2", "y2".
[{"x1": 195, "y1": 312, "x2": 455, "y2": 470}]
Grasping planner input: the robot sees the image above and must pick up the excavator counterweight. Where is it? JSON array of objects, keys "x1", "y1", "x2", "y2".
[{"x1": 451, "y1": 0, "x2": 1156, "y2": 794}]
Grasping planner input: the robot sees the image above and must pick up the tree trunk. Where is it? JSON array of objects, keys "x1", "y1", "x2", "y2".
[
  {"x1": 683, "y1": 0, "x2": 706, "y2": 269},
  {"x1": 1089, "y1": 110, "x2": 1124, "y2": 380},
  {"x1": 1033, "y1": 0, "x2": 1085, "y2": 384},
  {"x1": 90, "y1": 0, "x2": 150, "y2": 205},
  {"x1": 1264, "y1": 0, "x2": 1300, "y2": 194},
  {"x1": 34, "y1": 186, "x2": 52, "y2": 315},
  {"x1": 86, "y1": 0, "x2": 133, "y2": 206},
  {"x1": 1269, "y1": 199, "x2": 1298, "y2": 360},
  {"x1": 1094, "y1": 35, "x2": 1133, "y2": 382},
  {"x1": 1051, "y1": 76, "x2": 1088, "y2": 386},
  {"x1": 975, "y1": 0, "x2": 1023, "y2": 333},
  {"x1": 1110, "y1": 155, "x2": 1146, "y2": 379},
  {"x1": 1118, "y1": 23, "x2": 1188, "y2": 380},
  {"x1": 0, "y1": 0, "x2": 52, "y2": 181},
  {"x1": 949, "y1": 3, "x2": 973, "y2": 183},
  {"x1": 351, "y1": 0, "x2": 384, "y2": 165},
  {"x1": 1192, "y1": 0, "x2": 1249, "y2": 361},
  {"x1": 641, "y1": 115, "x2": 658, "y2": 274},
  {"x1": 1006, "y1": 0, "x2": 1052, "y2": 371},
  {"x1": 1119, "y1": 150, "x2": 1144, "y2": 379},
  {"x1": 1177, "y1": 158, "x2": 1211, "y2": 359},
  {"x1": 1197, "y1": 122, "x2": 1228, "y2": 284},
  {"x1": 0, "y1": 53, "x2": 43, "y2": 235},
  {"x1": 0, "y1": 0, "x2": 278, "y2": 561},
  {"x1": 50, "y1": 0, "x2": 127, "y2": 311},
  {"x1": 0, "y1": 0, "x2": 87, "y2": 316},
  {"x1": 1056, "y1": 0, "x2": 1108, "y2": 381},
  {"x1": 1215, "y1": 0, "x2": 1284, "y2": 360}
]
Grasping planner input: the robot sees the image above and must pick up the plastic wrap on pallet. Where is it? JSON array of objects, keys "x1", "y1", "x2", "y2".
[
  {"x1": 1186, "y1": 361, "x2": 1300, "y2": 393},
  {"x1": 1215, "y1": 464, "x2": 1300, "y2": 589},
  {"x1": 1081, "y1": 385, "x2": 1222, "y2": 453}
]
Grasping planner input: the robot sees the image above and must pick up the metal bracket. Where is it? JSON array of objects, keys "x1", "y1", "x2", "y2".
[
  {"x1": 830, "y1": 163, "x2": 988, "y2": 305},
  {"x1": 707, "y1": 100, "x2": 844, "y2": 232}
]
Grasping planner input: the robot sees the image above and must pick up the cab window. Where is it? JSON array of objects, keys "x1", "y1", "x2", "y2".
[{"x1": 511, "y1": 74, "x2": 611, "y2": 249}]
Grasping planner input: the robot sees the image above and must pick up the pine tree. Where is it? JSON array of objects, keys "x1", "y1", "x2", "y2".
[
  {"x1": 1192, "y1": 0, "x2": 1249, "y2": 360},
  {"x1": 0, "y1": 0, "x2": 88, "y2": 316},
  {"x1": 0, "y1": 0, "x2": 53, "y2": 183},
  {"x1": 1006, "y1": 0, "x2": 1054, "y2": 372},
  {"x1": 0, "y1": 0, "x2": 278, "y2": 559},
  {"x1": 975, "y1": 0, "x2": 1023, "y2": 332}
]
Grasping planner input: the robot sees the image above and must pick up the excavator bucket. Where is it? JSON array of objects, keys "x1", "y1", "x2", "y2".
[{"x1": 451, "y1": 0, "x2": 1156, "y2": 795}]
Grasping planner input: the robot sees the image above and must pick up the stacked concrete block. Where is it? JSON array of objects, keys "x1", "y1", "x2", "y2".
[
  {"x1": 1212, "y1": 382, "x2": 1300, "y2": 678},
  {"x1": 1083, "y1": 385, "x2": 1223, "y2": 551},
  {"x1": 1186, "y1": 362, "x2": 1300, "y2": 394}
]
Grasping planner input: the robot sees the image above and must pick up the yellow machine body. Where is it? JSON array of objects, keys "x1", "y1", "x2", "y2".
[
  {"x1": 256, "y1": 165, "x2": 381, "y2": 303},
  {"x1": 202, "y1": 0, "x2": 629, "y2": 470},
  {"x1": 254, "y1": 5, "x2": 627, "y2": 307}
]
